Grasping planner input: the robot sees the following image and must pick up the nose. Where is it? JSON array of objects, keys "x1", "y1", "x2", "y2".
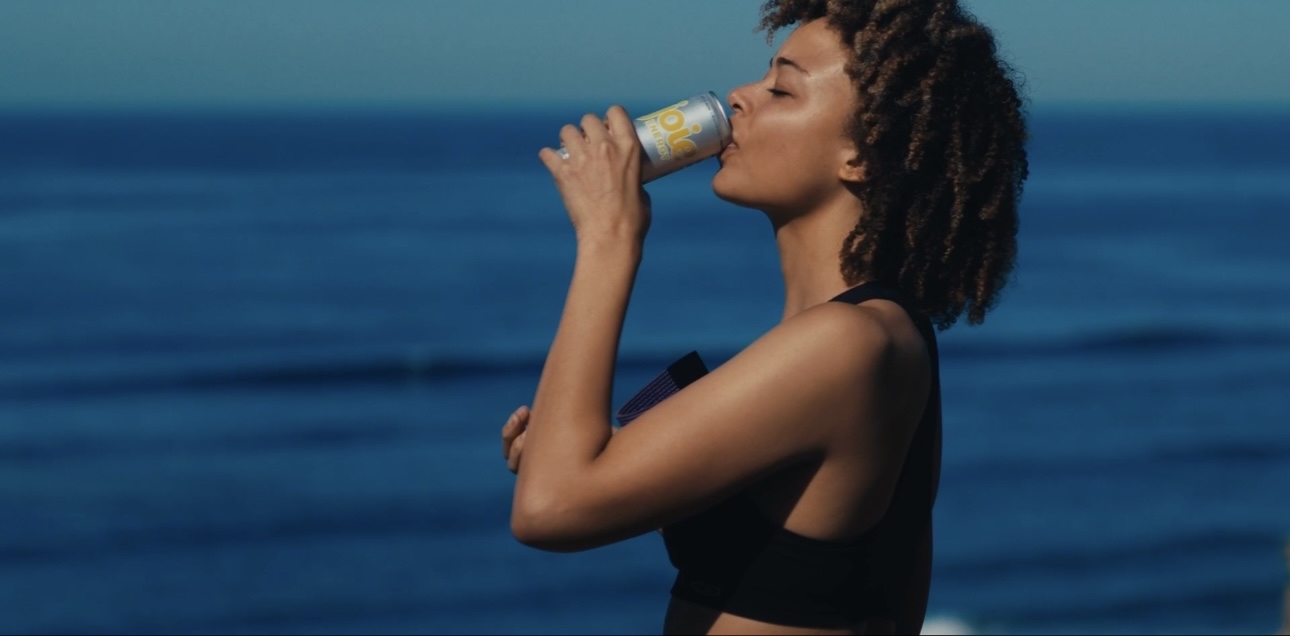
[{"x1": 727, "y1": 84, "x2": 750, "y2": 118}]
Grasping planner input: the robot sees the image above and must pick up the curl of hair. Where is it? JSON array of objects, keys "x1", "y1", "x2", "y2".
[{"x1": 760, "y1": 0, "x2": 1029, "y2": 330}]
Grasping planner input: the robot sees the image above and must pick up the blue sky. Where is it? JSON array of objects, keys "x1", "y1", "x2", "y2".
[{"x1": 1, "y1": 0, "x2": 1288, "y2": 110}]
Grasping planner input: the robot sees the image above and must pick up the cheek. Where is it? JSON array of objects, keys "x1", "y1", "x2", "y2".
[
  {"x1": 712, "y1": 110, "x2": 846, "y2": 208},
  {"x1": 713, "y1": 147, "x2": 831, "y2": 209}
]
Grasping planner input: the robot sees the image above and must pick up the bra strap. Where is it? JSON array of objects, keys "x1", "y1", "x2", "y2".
[{"x1": 828, "y1": 282, "x2": 935, "y2": 343}]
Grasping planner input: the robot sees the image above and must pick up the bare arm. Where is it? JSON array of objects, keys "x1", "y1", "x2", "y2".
[
  {"x1": 511, "y1": 237, "x2": 640, "y2": 532},
  {"x1": 512, "y1": 297, "x2": 893, "y2": 552}
]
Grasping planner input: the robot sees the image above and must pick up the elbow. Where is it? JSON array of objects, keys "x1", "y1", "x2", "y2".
[
  {"x1": 510, "y1": 514, "x2": 572, "y2": 552},
  {"x1": 510, "y1": 495, "x2": 597, "y2": 553}
]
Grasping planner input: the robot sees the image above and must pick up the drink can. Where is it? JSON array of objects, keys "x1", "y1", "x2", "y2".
[{"x1": 556, "y1": 91, "x2": 732, "y2": 183}]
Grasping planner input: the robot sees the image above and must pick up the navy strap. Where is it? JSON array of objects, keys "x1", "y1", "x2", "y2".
[
  {"x1": 829, "y1": 281, "x2": 938, "y2": 358},
  {"x1": 616, "y1": 351, "x2": 709, "y2": 426}
]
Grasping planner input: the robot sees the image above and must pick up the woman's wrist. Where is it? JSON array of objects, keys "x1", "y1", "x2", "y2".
[{"x1": 575, "y1": 232, "x2": 643, "y2": 263}]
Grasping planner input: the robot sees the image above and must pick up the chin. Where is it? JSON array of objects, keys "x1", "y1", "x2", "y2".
[{"x1": 711, "y1": 166, "x2": 758, "y2": 209}]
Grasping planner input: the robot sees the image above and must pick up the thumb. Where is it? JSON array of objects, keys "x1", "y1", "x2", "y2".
[{"x1": 507, "y1": 431, "x2": 527, "y2": 474}]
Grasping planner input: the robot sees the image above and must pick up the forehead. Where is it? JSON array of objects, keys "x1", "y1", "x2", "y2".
[{"x1": 777, "y1": 19, "x2": 849, "y2": 72}]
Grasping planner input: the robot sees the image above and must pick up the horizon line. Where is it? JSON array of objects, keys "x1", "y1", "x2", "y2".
[{"x1": 1, "y1": 98, "x2": 1288, "y2": 117}]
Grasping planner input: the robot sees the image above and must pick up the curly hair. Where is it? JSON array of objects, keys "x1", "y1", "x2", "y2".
[{"x1": 760, "y1": 0, "x2": 1029, "y2": 330}]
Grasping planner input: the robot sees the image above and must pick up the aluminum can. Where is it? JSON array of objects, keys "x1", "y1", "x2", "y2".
[{"x1": 556, "y1": 91, "x2": 732, "y2": 183}]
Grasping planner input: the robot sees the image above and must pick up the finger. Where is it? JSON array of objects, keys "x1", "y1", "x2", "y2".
[
  {"x1": 501, "y1": 409, "x2": 518, "y2": 449},
  {"x1": 580, "y1": 112, "x2": 608, "y2": 146},
  {"x1": 501, "y1": 408, "x2": 517, "y2": 434},
  {"x1": 501, "y1": 405, "x2": 528, "y2": 436},
  {"x1": 537, "y1": 147, "x2": 565, "y2": 174},
  {"x1": 558, "y1": 124, "x2": 584, "y2": 156},
  {"x1": 507, "y1": 431, "x2": 526, "y2": 473},
  {"x1": 501, "y1": 405, "x2": 529, "y2": 457},
  {"x1": 604, "y1": 106, "x2": 635, "y2": 147}
]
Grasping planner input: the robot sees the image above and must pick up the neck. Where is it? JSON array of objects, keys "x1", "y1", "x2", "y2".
[{"x1": 770, "y1": 195, "x2": 866, "y2": 323}]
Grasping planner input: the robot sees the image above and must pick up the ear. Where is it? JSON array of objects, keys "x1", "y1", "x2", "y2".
[{"x1": 837, "y1": 152, "x2": 866, "y2": 184}]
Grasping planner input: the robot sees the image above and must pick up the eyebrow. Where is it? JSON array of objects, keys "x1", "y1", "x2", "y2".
[{"x1": 769, "y1": 56, "x2": 811, "y2": 76}]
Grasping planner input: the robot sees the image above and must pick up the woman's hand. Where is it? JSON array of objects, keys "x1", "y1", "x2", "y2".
[
  {"x1": 501, "y1": 405, "x2": 530, "y2": 474},
  {"x1": 538, "y1": 106, "x2": 652, "y2": 246},
  {"x1": 501, "y1": 405, "x2": 620, "y2": 475}
]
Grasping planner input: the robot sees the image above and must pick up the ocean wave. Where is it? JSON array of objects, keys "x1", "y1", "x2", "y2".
[
  {"x1": 0, "y1": 349, "x2": 711, "y2": 401},
  {"x1": 1025, "y1": 167, "x2": 1290, "y2": 197},
  {"x1": 0, "y1": 190, "x2": 226, "y2": 214},
  {"x1": 938, "y1": 324, "x2": 1290, "y2": 359},
  {"x1": 923, "y1": 530, "x2": 1284, "y2": 632},
  {"x1": 982, "y1": 581, "x2": 1279, "y2": 630},
  {"x1": 0, "y1": 489, "x2": 1278, "y2": 632},
  {"x1": 943, "y1": 445, "x2": 1290, "y2": 495},
  {"x1": 936, "y1": 528, "x2": 1282, "y2": 582},
  {"x1": 0, "y1": 418, "x2": 416, "y2": 463},
  {"x1": 0, "y1": 495, "x2": 512, "y2": 567},
  {"x1": 2, "y1": 322, "x2": 1288, "y2": 401},
  {"x1": 40, "y1": 570, "x2": 668, "y2": 634}
]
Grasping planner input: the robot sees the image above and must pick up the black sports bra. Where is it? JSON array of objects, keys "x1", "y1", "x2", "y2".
[{"x1": 650, "y1": 281, "x2": 942, "y2": 631}]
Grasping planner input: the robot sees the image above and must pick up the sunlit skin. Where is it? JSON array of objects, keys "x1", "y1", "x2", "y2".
[
  {"x1": 504, "y1": 19, "x2": 934, "y2": 636},
  {"x1": 713, "y1": 18, "x2": 870, "y2": 324}
]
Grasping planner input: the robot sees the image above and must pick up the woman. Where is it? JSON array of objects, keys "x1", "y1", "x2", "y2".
[{"x1": 500, "y1": 0, "x2": 1028, "y2": 633}]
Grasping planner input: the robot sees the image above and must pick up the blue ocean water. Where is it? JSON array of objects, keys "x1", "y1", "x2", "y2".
[{"x1": 1, "y1": 105, "x2": 1288, "y2": 635}]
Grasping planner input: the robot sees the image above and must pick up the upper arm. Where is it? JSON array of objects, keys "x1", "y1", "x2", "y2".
[{"x1": 513, "y1": 302, "x2": 894, "y2": 551}]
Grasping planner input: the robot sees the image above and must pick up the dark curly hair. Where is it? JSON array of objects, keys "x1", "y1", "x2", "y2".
[{"x1": 760, "y1": 0, "x2": 1029, "y2": 330}]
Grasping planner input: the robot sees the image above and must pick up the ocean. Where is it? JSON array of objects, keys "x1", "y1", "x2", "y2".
[{"x1": 1, "y1": 105, "x2": 1287, "y2": 634}]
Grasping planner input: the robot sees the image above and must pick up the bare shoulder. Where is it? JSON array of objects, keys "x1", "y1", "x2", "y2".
[
  {"x1": 785, "y1": 299, "x2": 895, "y2": 343},
  {"x1": 694, "y1": 300, "x2": 910, "y2": 425},
  {"x1": 785, "y1": 299, "x2": 931, "y2": 426},
  {"x1": 772, "y1": 299, "x2": 902, "y2": 371},
  {"x1": 803, "y1": 298, "x2": 929, "y2": 366}
]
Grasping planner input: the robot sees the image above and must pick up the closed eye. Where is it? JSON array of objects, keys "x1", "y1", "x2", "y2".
[{"x1": 768, "y1": 88, "x2": 790, "y2": 97}]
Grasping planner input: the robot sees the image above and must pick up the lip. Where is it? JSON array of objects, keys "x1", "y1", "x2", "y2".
[{"x1": 720, "y1": 141, "x2": 738, "y2": 157}]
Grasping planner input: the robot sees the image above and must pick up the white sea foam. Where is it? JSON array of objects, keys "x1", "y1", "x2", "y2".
[{"x1": 922, "y1": 615, "x2": 974, "y2": 635}]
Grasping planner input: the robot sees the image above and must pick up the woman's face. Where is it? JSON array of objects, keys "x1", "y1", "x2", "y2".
[{"x1": 713, "y1": 19, "x2": 862, "y2": 215}]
